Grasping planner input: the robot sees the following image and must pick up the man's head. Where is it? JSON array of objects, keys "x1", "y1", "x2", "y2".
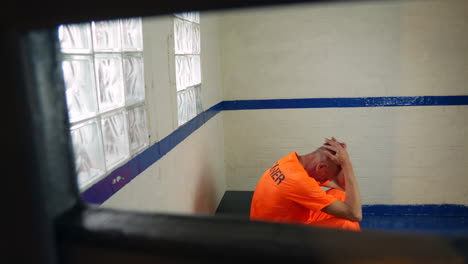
[{"x1": 300, "y1": 146, "x2": 341, "y2": 184}]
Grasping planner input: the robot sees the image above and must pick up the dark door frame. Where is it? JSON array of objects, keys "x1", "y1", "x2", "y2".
[{"x1": 3, "y1": 1, "x2": 467, "y2": 263}]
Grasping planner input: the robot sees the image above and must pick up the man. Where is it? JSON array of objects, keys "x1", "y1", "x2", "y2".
[{"x1": 250, "y1": 137, "x2": 362, "y2": 231}]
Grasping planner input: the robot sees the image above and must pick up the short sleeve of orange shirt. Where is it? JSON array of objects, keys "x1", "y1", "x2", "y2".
[{"x1": 250, "y1": 152, "x2": 338, "y2": 225}]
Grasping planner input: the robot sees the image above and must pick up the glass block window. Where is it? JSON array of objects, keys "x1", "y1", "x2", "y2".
[
  {"x1": 174, "y1": 12, "x2": 203, "y2": 126},
  {"x1": 58, "y1": 18, "x2": 148, "y2": 191}
]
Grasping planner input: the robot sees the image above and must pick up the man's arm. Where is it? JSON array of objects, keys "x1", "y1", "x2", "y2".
[
  {"x1": 321, "y1": 138, "x2": 362, "y2": 222},
  {"x1": 324, "y1": 169, "x2": 345, "y2": 191}
]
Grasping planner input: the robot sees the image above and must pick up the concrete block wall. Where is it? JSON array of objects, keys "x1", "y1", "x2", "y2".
[
  {"x1": 220, "y1": 0, "x2": 468, "y2": 204},
  {"x1": 101, "y1": 13, "x2": 226, "y2": 214}
]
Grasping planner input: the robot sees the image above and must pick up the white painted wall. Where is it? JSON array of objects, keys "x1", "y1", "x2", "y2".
[
  {"x1": 220, "y1": 0, "x2": 468, "y2": 204},
  {"x1": 102, "y1": 13, "x2": 226, "y2": 214}
]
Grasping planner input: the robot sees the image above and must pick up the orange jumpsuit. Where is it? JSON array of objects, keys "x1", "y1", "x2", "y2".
[{"x1": 250, "y1": 152, "x2": 360, "y2": 231}]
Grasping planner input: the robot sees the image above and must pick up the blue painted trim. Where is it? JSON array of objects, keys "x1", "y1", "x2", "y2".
[
  {"x1": 363, "y1": 205, "x2": 468, "y2": 217},
  {"x1": 81, "y1": 102, "x2": 223, "y2": 204},
  {"x1": 360, "y1": 215, "x2": 468, "y2": 236},
  {"x1": 223, "y1": 96, "x2": 468, "y2": 110},
  {"x1": 81, "y1": 95, "x2": 468, "y2": 204}
]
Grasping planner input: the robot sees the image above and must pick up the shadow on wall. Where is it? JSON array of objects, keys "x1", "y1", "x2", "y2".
[{"x1": 193, "y1": 159, "x2": 217, "y2": 214}]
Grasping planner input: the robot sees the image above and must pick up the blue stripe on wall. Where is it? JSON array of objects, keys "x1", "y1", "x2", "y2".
[
  {"x1": 81, "y1": 95, "x2": 468, "y2": 204},
  {"x1": 222, "y1": 95, "x2": 468, "y2": 110},
  {"x1": 362, "y1": 204, "x2": 468, "y2": 217}
]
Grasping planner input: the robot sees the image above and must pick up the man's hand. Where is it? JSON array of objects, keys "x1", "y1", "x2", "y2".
[
  {"x1": 327, "y1": 137, "x2": 347, "y2": 149},
  {"x1": 321, "y1": 136, "x2": 362, "y2": 222},
  {"x1": 322, "y1": 137, "x2": 350, "y2": 166}
]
